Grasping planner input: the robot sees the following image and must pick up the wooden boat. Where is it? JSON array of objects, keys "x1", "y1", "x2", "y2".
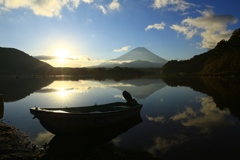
[{"x1": 30, "y1": 91, "x2": 142, "y2": 135}]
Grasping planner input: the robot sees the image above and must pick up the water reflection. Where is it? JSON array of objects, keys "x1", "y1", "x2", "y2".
[
  {"x1": 146, "y1": 115, "x2": 165, "y2": 123},
  {"x1": 41, "y1": 113, "x2": 142, "y2": 159},
  {"x1": 37, "y1": 80, "x2": 91, "y2": 94},
  {"x1": 144, "y1": 95, "x2": 239, "y2": 159},
  {"x1": 162, "y1": 76, "x2": 240, "y2": 119},
  {"x1": 171, "y1": 97, "x2": 233, "y2": 134},
  {"x1": 1, "y1": 77, "x2": 240, "y2": 159},
  {"x1": 0, "y1": 78, "x2": 53, "y2": 102},
  {"x1": 36, "y1": 79, "x2": 167, "y2": 99},
  {"x1": 34, "y1": 131, "x2": 55, "y2": 145},
  {"x1": 0, "y1": 78, "x2": 168, "y2": 104},
  {"x1": 104, "y1": 79, "x2": 167, "y2": 99}
]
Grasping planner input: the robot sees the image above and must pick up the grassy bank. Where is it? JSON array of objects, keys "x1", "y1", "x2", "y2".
[{"x1": 0, "y1": 122, "x2": 44, "y2": 160}]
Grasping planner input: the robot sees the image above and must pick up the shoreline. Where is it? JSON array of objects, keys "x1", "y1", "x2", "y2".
[{"x1": 0, "y1": 122, "x2": 44, "y2": 160}]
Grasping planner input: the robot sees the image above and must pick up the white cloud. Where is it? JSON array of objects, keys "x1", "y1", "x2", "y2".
[
  {"x1": 0, "y1": 6, "x2": 9, "y2": 13},
  {"x1": 152, "y1": 0, "x2": 195, "y2": 12},
  {"x1": 152, "y1": 0, "x2": 168, "y2": 9},
  {"x1": 83, "y1": 0, "x2": 94, "y2": 4},
  {"x1": 108, "y1": 0, "x2": 120, "y2": 11},
  {"x1": 170, "y1": 97, "x2": 233, "y2": 134},
  {"x1": 0, "y1": 0, "x2": 80, "y2": 17},
  {"x1": 147, "y1": 135, "x2": 190, "y2": 156},
  {"x1": 113, "y1": 45, "x2": 131, "y2": 52},
  {"x1": 95, "y1": 4, "x2": 107, "y2": 15},
  {"x1": 170, "y1": 9, "x2": 238, "y2": 49},
  {"x1": 34, "y1": 131, "x2": 54, "y2": 145},
  {"x1": 41, "y1": 57, "x2": 104, "y2": 68},
  {"x1": 95, "y1": 0, "x2": 121, "y2": 15},
  {"x1": 111, "y1": 137, "x2": 121, "y2": 146},
  {"x1": 35, "y1": 54, "x2": 79, "y2": 61},
  {"x1": 170, "y1": 24, "x2": 197, "y2": 39},
  {"x1": 146, "y1": 115, "x2": 165, "y2": 123},
  {"x1": 200, "y1": 30, "x2": 233, "y2": 49},
  {"x1": 145, "y1": 22, "x2": 166, "y2": 31},
  {"x1": 170, "y1": 106, "x2": 196, "y2": 121}
]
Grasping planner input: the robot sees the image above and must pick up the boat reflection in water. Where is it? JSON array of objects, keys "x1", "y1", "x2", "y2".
[
  {"x1": 41, "y1": 109, "x2": 143, "y2": 159},
  {"x1": 30, "y1": 90, "x2": 147, "y2": 159}
]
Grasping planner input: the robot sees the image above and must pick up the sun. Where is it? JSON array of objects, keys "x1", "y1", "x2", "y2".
[
  {"x1": 57, "y1": 89, "x2": 68, "y2": 97},
  {"x1": 54, "y1": 48, "x2": 70, "y2": 60}
]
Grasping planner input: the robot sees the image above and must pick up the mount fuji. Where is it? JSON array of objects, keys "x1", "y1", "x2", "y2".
[{"x1": 92, "y1": 47, "x2": 168, "y2": 68}]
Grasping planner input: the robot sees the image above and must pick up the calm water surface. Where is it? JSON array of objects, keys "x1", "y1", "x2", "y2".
[{"x1": 1, "y1": 77, "x2": 240, "y2": 159}]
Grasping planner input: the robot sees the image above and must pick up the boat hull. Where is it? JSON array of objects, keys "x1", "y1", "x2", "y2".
[{"x1": 30, "y1": 102, "x2": 142, "y2": 135}]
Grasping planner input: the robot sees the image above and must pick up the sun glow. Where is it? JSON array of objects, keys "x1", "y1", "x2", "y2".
[
  {"x1": 54, "y1": 48, "x2": 70, "y2": 60},
  {"x1": 58, "y1": 89, "x2": 68, "y2": 97}
]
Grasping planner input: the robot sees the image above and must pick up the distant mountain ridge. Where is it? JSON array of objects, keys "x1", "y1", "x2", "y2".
[
  {"x1": 0, "y1": 47, "x2": 53, "y2": 75},
  {"x1": 92, "y1": 47, "x2": 168, "y2": 68},
  {"x1": 0, "y1": 47, "x2": 161, "y2": 76},
  {"x1": 113, "y1": 47, "x2": 167, "y2": 63}
]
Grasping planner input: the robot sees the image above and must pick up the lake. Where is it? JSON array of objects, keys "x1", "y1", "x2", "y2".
[{"x1": 1, "y1": 76, "x2": 240, "y2": 159}]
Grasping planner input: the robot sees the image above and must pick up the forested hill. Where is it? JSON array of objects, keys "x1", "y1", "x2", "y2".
[
  {"x1": 162, "y1": 28, "x2": 240, "y2": 76},
  {"x1": 0, "y1": 47, "x2": 53, "y2": 75}
]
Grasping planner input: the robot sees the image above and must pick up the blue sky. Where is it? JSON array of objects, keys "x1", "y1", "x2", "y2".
[{"x1": 0, "y1": 0, "x2": 239, "y2": 67}]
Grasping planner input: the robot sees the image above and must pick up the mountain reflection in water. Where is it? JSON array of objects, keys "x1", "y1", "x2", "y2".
[
  {"x1": 0, "y1": 77, "x2": 240, "y2": 159},
  {"x1": 162, "y1": 76, "x2": 240, "y2": 120}
]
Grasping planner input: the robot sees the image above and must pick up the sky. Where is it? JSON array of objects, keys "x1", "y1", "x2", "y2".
[{"x1": 0, "y1": 0, "x2": 239, "y2": 67}]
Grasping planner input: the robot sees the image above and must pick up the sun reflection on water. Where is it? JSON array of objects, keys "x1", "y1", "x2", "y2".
[{"x1": 56, "y1": 88, "x2": 74, "y2": 97}]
